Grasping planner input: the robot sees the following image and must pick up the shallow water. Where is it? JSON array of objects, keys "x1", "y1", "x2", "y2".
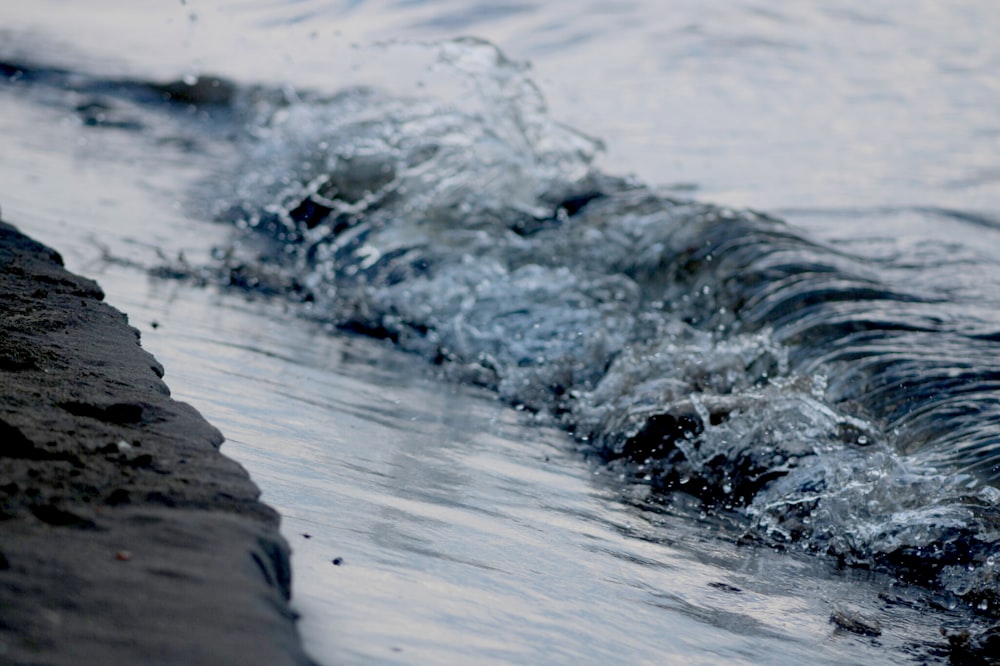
[{"x1": 3, "y1": 1, "x2": 1000, "y2": 663}]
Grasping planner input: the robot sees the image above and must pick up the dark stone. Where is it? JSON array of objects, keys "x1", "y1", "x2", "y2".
[{"x1": 0, "y1": 220, "x2": 316, "y2": 665}]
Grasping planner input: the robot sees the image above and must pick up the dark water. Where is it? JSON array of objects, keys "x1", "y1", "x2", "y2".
[{"x1": 3, "y1": 1, "x2": 1000, "y2": 663}]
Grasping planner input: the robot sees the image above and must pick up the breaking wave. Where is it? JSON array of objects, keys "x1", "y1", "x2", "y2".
[{"x1": 208, "y1": 38, "x2": 1000, "y2": 626}]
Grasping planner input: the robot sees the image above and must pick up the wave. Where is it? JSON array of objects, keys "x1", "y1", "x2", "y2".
[
  {"x1": 205, "y1": 38, "x2": 1000, "y2": 620},
  {"x1": 6, "y1": 36, "x2": 996, "y2": 636}
]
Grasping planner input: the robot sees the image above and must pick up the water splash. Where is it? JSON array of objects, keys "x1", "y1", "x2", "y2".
[{"x1": 213, "y1": 37, "x2": 1000, "y2": 622}]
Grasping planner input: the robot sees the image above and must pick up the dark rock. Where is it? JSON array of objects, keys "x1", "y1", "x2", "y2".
[{"x1": 0, "y1": 220, "x2": 315, "y2": 665}]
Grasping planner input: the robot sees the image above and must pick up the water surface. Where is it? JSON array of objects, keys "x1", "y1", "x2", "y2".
[{"x1": 2, "y1": 1, "x2": 1000, "y2": 663}]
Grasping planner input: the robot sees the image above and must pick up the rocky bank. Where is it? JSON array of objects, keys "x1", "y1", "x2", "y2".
[{"x1": 0, "y1": 219, "x2": 314, "y2": 665}]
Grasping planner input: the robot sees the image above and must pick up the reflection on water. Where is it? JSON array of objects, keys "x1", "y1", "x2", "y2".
[{"x1": 93, "y1": 277, "x2": 970, "y2": 665}]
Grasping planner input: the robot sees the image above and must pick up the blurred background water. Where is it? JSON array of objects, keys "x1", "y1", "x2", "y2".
[{"x1": 2, "y1": 1, "x2": 1000, "y2": 663}]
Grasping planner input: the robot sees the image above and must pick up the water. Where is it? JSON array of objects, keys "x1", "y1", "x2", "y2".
[{"x1": 3, "y1": 1, "x2": 1000, "y2": 663}]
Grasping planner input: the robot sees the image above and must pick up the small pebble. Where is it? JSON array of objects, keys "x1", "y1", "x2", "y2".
[
  {"x1": 830, "y1": 607, "x2": 881, "y2": 636},
  {"x1": 115, "y1": 550, "x2": 132, "y2": 561},
  {"x1": 332, "y1": 557, "x2": 343, "y2": 566}
]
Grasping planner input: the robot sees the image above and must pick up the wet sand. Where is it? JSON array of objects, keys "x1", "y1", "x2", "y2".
[{"x1": 0, "y1": 219, "x2": 314, "y2": 665}]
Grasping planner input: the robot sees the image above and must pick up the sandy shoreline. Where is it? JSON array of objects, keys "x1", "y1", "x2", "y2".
[{"x1": 0, "y1": 219, "x2": 314, "y2": 664}]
